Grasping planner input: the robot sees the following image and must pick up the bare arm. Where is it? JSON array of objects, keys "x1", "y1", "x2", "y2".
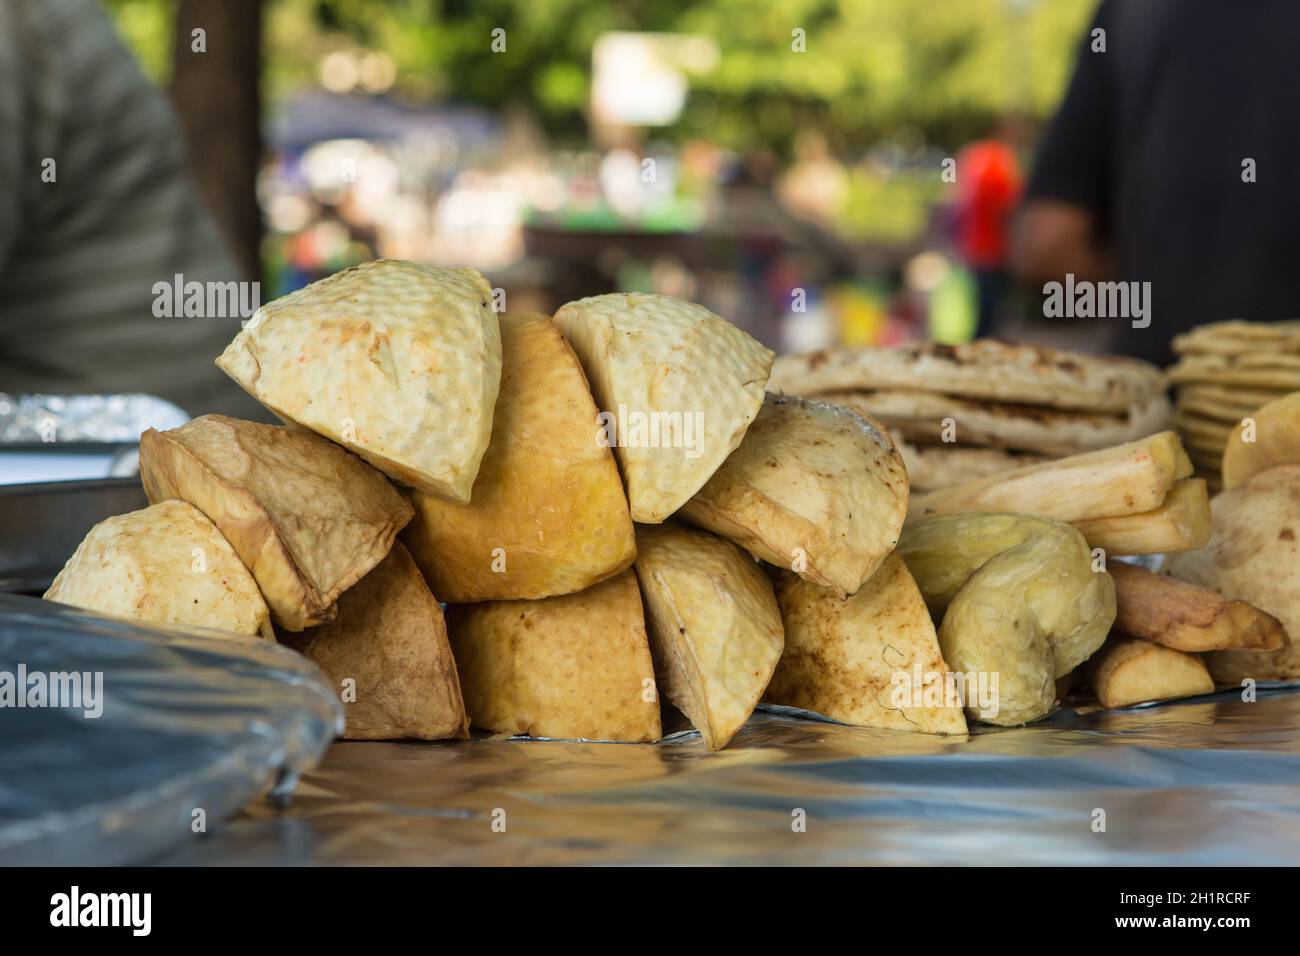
[
  {"x1": 1016, "y1": 2, "x2": 1117, "y2": 289},
  {"x1": 1012, "y1": 199, "x2": 1115, "y2": 286}
]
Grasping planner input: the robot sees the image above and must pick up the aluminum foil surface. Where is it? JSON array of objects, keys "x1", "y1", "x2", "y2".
[
  {"x1": 0, "y1": 594, "x2": 342, "y2": 866},
  {"x1": 154, "y1": 688, "x2": 1300, "y2": 866},
  {"x1": 7, "y1": 595, "x2": 1298, "y2": 866}
]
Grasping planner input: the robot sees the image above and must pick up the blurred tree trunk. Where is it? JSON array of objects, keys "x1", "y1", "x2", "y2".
[{"x1": 170, "y1": 0, "x2": 265, "y2": 282}]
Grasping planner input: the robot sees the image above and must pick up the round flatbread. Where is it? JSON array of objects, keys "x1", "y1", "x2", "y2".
[
  {"x1": 1168, "y1": 361, "x2": 1300, "y2": 391},
  {"x1": 1180, "y1": 431, "x2": 1229, "y2": 461},
  {"x1": 771, "y1": 340, "x2": 1166, "y2": 414},
  {"x1": 1184, "y1": 443, "x2": 1223, "y2": 474},
  {"x1": 821, "y1": 388, "x2": 1169, "y2": 457},
  {"x1": 1176, "y1": 392, "x2": 1261, "y2": 424},
  {"x1": 1179, "y1": 381, "x2": 1291, "y2": 409},
  {"x1": 1173, "y1": 320, "x2": 1300, "y2": 357},
  {"x1": 891, "y1": 435, "x2": 1048, "y2": 491},
  {"x1": 1172, "y1": 410, "x2": 1235, "y2": 447}
]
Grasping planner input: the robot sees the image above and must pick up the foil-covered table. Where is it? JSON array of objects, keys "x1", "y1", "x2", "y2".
[{"x1": 153, "y1": 690, "x2": 1300, "y2": 866}]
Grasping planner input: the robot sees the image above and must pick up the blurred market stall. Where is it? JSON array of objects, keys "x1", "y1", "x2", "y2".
[{"x1": 105, "y1": 0, "x2": 1098, "y2": 349}]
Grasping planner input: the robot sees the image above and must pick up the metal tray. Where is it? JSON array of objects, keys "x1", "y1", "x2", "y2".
[{"x1": 0, "y1": 478, "x2": 148, "y2": 594}]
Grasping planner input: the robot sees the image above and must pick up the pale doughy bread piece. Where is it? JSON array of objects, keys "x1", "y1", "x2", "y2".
[
  {"x1": 554, "y1": 293, "x2": 774, "y2": 523},
  {"x1": 404, "y1": 313, "x2": 635, "y2": 602},
  {"x1": 1164, "y1": 465, "x2": 1300, "y2": 681},
  {"x1": 1221, "y1": 392, "x2": 1300, "y2": 489},
  {"x1": 631, "y1": 522, "x2": 780, "y2": 749},
  {"x1": 899, "y1": 513, "x2": 1115, "y2": 726},
  {"x1": 765, "y1": 553, "x2": 967, "y2": 735},
  {"x1": 140, "y1": 414, "x2": 413, "y2": 631},
  {"x1": 45, "y1": 500, "x2": 272, "y2": 639},
  {"x1": 680, "y1": 394, "x2": 907, "y2": 597},
  {"x1": 217, "y1": 259, "x2": 502, "y2": 503},
  {"x1": 633, "y1": 523, "x2": 784, "y2": 750}
]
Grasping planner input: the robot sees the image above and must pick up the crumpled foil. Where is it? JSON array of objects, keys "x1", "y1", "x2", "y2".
[
  {"x1": 154, "y1": 687, "x2": 1300, "y2": 866},
  {"x1": 0, "y1": 594, "x2": 342, "y2": 866},
  {"x1": 0, "y1": 394, "x2": 189, "y2": 444}
]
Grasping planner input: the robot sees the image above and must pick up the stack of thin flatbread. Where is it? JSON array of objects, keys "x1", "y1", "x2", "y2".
[
  {"x1": 1168, "y1": 320, "x2": 1300, "y2": 493},
  {"x1": 769, "y1": 339, "x2": 1170, "y2": 491}
]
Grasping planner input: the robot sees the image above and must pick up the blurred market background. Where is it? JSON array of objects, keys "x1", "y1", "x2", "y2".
[{"x1": 105, "y1": 0, "x2": 1098, "y2": 353}]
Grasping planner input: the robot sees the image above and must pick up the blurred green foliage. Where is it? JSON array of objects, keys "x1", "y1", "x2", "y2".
[
  {"x1": 103, "y1": 0, "x2": 1097, "y2": 153},
  {"x1": 838, "y1": 170, "x2": 945, "y2": 244},
  {"x1": 103, "y1": 0, "x2": 173, "y2": 79}
]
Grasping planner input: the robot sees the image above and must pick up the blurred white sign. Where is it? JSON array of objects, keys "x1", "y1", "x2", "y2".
[{"x1": 592, "y1": 32, "x2": 718, "y2": 127}]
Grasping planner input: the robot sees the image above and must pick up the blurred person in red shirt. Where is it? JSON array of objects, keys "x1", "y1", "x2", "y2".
[{"x1": 953, "y1": 120, "x2": 1025, "y2": 338}]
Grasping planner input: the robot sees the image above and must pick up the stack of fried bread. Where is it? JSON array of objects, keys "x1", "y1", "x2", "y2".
[
  {"x1": 45, "y1": 263, "x2": 956, "y2": 747},
  {"x1": 40, "y1": 262, "x2": 1296, "y2": 745},
  {"x1": 768, "y1": 339, "x2": 1171, "y2": 490},
  {"x1": 1168, "y1": 320, "x2": 1300, "y2": 492}
]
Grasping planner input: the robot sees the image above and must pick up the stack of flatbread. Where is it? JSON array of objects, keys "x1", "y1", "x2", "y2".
[
  {"x1": 1168, "y1": 320, "x2": 1300, "y2": 492},
  {"x1": 769, "y1": 340, "x2": 1170, "y2": 491}
]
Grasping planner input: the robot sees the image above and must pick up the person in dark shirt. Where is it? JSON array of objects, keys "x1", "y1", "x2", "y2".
[{"x1": 1013, "y1": 0, "x2": 1300, "y2": 366}]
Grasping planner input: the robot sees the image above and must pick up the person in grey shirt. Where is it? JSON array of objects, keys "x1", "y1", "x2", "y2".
[{"x1": 0, "y1": 0, "x2": 266, "y2": 419}]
